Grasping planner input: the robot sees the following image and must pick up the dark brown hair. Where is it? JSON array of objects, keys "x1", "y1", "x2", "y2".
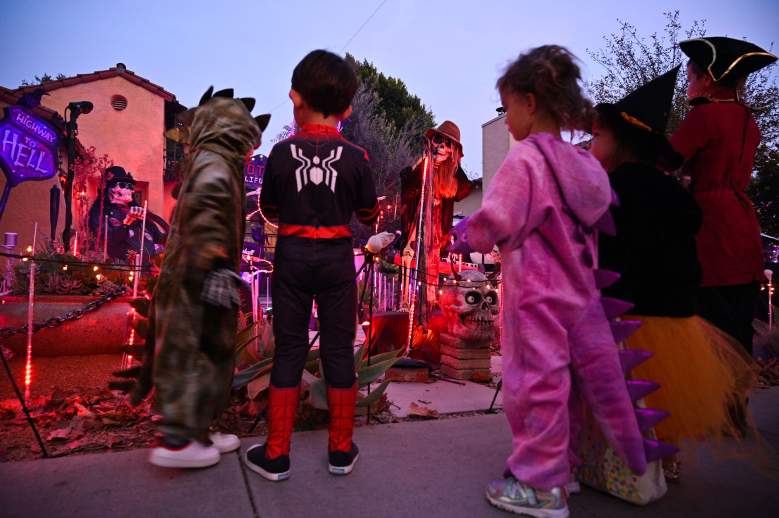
[
  {"x1": 497, "y1": 45, "x2": 592, "y2": 130},
  {"x1": 687, "y1": 59, "x2": 745, "y2": 91},
  {"x1": 292, "y1": 50, "x2": 358, "y2": 117}
]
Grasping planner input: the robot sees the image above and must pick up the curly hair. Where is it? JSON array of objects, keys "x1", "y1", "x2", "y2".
[{"x1": 497, "y1": 45, "x2": 593, "y2": 131}]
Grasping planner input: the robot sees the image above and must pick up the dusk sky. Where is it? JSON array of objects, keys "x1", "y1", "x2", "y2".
[{"x1": 2, "y1": 0, "x2": 777, "y2": 176}]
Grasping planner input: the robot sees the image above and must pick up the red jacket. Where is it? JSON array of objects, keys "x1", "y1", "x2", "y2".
[{"x1": 670, "y1": 98, "x2": 764, "y2": 287}]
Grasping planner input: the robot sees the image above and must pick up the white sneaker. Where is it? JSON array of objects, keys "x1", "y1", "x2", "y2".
[
  {"x1": 210, "y1": 432, "x2": 241, "y2": 454},
  {"x1": 149, "y1": 441, "x2": 220, "y2": 469}
]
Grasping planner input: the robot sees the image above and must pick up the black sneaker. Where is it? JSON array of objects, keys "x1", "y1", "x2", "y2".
[
  {"x1": 244, "y1": 444, "x2": 290, "y2": 481},
  {"x1": 328, "y1": 442, "x2": 359, "y2": 475}
]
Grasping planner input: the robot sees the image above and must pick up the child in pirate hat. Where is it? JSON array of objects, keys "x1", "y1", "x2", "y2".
[{"x1": 671, "y1": 36, "x2": 777, "y2": 354}]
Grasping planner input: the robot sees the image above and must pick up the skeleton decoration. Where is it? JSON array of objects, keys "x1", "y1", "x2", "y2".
[
  {"x1": 400, "y1": 120, "x2": 474, "y2": 328},
  {"x1": 440, "y1": 269, "x2": 499, "y2": 342},
  {"x1": 88, "y1": 166, "x2": 168, "y2": 263}
]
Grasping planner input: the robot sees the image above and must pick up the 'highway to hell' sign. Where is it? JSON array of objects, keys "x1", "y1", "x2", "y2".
[{"x1": 0, "y1": 106, "x2": 59, "y2": 187}]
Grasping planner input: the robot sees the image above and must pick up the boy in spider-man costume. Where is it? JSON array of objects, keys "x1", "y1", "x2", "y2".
[{"x1": 245, "y1": 50, "x2": 379, "y2": 481}]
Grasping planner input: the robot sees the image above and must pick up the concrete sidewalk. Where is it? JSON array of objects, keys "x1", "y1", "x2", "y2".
[{"x1": 1, "y1": 388, "x2": 778, "y2": 518}]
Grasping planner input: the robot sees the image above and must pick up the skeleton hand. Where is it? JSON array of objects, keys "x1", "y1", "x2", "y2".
[
  {"x1": 366, "y1": 231, "x2": 396, "y2": 254},
  {"x1": 123, "y1": 206, "x2": 145, "y2": 225}
]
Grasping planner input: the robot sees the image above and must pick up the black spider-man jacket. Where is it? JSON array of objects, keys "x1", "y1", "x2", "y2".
[{"x1": 260, "y1": 124, "x2": 379, "y2": 239}]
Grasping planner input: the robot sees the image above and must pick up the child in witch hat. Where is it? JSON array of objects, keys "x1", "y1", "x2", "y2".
[
  {"x1": 244, "y1": 50, "x2": 379, "y2": 481},
  {"x1": 670, "y1": 37, "x2": 777, "y2": 354},
  {"x1": 590, "y1": 66, "x2": 756, "y2": 483}
]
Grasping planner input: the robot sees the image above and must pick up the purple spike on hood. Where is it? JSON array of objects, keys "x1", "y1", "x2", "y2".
[
  {"x1": 644, "y1": 439, "x2": 679, "y2": 462},
  {"x1": 602, "y1": 297, "x2": 635, "y2": 320},
  {"x1": 594, "y1": 209, "x2": 617, "y2": 236},
  {"x1": 594, "y1": 269, "x2": 621, "y2": 289},
  {"x1": 610, "y1": 188, "x2": 620, "y2": 208},
  {"x1": 627, "y1": 379, "x2": 660, "y2": 402},
  {"x1": 634, "y1": 408, "x2": 670, "y2": 431},
  {"x1": 611, "y1": 319, "x2": 642, "y2": 342},
  {"x1": 620, "y1": 349, "x2": 653, "y2": 374}
]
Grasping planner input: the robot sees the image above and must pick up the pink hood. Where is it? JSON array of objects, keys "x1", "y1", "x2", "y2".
[{"x1": 530, "y1": 133, "x2": 611, "y2": 227}]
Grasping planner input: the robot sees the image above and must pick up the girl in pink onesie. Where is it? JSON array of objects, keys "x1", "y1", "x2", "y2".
[{"x1": 449, "y1": 46, "x2": 649, "y2": 517}]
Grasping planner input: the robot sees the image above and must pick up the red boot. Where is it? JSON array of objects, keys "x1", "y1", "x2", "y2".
[
  {"x1": 327, "y1": 382, "x2": 359, "y2": 475},
  {"x1": 244, "y1": 385, "x2": 299, "y2": 481}
]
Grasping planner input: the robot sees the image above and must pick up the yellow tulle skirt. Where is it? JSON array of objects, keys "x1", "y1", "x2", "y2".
[{"x1": 625, "y1": 315, "x2": 757, "y2": 445}]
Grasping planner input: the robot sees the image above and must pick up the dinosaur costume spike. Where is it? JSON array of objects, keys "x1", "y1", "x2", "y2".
[
  {"x1": 626, "y1": 379, "x2": 660, "y2": 402},
  {"x1": 240, "y1": 97, "x2": 256, "y2": 112},
  {"x1": 199, "y1": 86, "x2": 214, "y2": 106},
  {"x1": 619, "y1": 348, "x2": 653, "y2": 374},
  {"x1": 602, "y1": 297, "x2": 635, "y2": 319},
  {"x1": 593, "y1": 210, "x2": 617, "y2": 236},
  {"x1": 610, "y1": 319, "x2": 642, "y2": 342},
  {"x1": 644, "y1": 438, "x2": 679, "y2": 462},
  {"x1": 634, "y1": 407, "x2": 670, "y2": 432},
  {"x1": 213, "y1": 88, "x2": 235, "y2": 99},
  {"x1": 594, "y1": 269, "x2": 621, "y2": 289}
]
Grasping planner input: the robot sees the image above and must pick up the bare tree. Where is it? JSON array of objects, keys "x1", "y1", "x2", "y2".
[
  {"x1": 343, "y1": 84, "x2": 421, "y2": 242},
  {"x1": 587, "y1": 10, "x2": 777, "y2": 138}
]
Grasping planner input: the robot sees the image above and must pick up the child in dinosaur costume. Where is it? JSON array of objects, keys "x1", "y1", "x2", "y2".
[
  {"x1": 449, "y1": 46, "x2": 672, "y2": 517},
  {"x1": 148, "y1": 87, "x2": 270, "y2": 469}
]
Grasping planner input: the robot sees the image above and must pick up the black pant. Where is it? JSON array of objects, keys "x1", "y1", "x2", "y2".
[
  {"x1": 270, "y1": 237, "x2": 357, "y2": 389},
  {"x1": 698, "y1": 283, "x2": 759, "y2": 355}
]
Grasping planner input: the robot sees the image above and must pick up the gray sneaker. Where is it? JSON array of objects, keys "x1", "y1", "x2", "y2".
[{"x1": 485, "y1": 476, "x2": 569, "y2": 518}]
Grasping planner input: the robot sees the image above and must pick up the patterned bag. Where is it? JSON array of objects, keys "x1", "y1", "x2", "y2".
[{"x1": 575, "y1": 399, "x2": 667, "y2": 504}]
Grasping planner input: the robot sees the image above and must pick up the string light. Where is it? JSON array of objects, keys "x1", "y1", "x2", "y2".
[
  {"x1": 122, "y1": 308, "x2": 136, "y2": 370},
  {"x1": 93, "y1": 266, "x2": 99, "y2": 272},
  {"x1": 62, "y1": 265, "x2": 68, "y2": 271},
  {"x1": 246, "y1": 184, "x2": 278, "y2": 229},
  {"x1": 24, "y1": 344, "x2": 32, "y2": 398}
]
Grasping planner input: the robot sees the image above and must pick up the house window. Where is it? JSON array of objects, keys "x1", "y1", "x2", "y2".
[
  {"x1": 132, "y1": 181, "x2": 149, "y2": 208},
  {"x1": 111, "y1": 95, "x2": 128, "y2": 111}
]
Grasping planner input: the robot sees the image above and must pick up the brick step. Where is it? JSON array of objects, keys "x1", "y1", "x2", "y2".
[
  {"x1": 440, "y1": 344, "x2": 491, "y2": 360},
  {"x1": 440, "y1": 365, "x2": 492, "y2": 383},
  {"x1": 440, "y1": 354, "x2": 492, "y2": 370},
  {"x1": 439, "y1": 332, "x2": 492, "y2": 350}
]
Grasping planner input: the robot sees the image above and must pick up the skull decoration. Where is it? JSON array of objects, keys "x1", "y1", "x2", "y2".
[
  {"x1": 440, "y1": 270, "x2": 499, "y2": 342},
  {"x1": 109, "y1": 180, "x2": 135, "y2": 206},
  {"x1": 433, "y1": 136, "x2": 454, "y2": 165}
]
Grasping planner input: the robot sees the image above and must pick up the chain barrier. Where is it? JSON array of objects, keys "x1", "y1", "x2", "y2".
[{"x1": 0, "y1": 284, "x2": 128, "y2": 339}]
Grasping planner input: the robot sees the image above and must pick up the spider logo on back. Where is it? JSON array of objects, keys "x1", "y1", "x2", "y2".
[{"x1": 290, "y1": 145, "x2": 343, "y2": 193}]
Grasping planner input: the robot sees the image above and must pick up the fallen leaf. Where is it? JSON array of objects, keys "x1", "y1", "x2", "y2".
[
  {"x1": 408, "y1": 401, "x2": 439, "y2": 419},
  {"x1": 74, "y1": 403, "x2": 93, "y2": 417},
  {"x1": 47, "y1": 427, "x2": 82, "y2": 442}
]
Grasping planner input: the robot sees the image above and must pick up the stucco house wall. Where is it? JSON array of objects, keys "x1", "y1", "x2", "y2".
[{"x1": 39, "y1": 76, "x2": 166, "y2": 216}]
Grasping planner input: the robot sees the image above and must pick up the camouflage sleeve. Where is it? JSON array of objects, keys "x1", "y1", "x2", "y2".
[{"x1": 180, "y1": 167, "x2": 234, "y2": 272}]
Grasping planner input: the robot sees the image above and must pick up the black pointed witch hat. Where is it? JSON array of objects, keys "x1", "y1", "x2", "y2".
[
  {"x1": 680, "y1": 36, "x2": 777, "y2": 82},
  {"x1": 595, "y1": 66, "x2": 682, "y2": 168}
]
